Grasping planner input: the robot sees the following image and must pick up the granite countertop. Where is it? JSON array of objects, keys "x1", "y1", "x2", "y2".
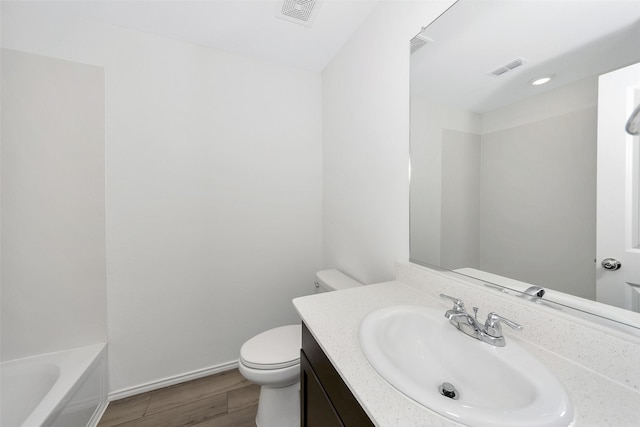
[{"x1": 293, "y1": 281, "x2": 640, "y2": 427}]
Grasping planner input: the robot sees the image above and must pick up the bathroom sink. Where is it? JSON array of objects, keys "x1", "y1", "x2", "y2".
[{"x1": 359, "y1": 305, "x2": 573, "y2": 427}]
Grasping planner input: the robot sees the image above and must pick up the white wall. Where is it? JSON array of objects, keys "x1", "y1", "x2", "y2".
[
  {"x1": 409, "y1": 98, "x2": 481, "y2": 268},
  {"x1": 408, "y1": 75, "x2": 597, "y2": 299},
  {"x1": 479, "y1": 109, "x2": 597, "y2": 299},
  {"x1": 1, "y1": 49, "x2": 107, "y2": 361},
  {"x1": 2, "y1": 3, "x2": 323, "y2": 393},
  {"x1": 441, "y1": 129, "x2": 481, "y2": 270},
  {"x1": 410, "y1": 98, "x2": 442, "y2": 266},
  {"x1": 322, "y1": 0, "x2": 456, "y2": 284}
]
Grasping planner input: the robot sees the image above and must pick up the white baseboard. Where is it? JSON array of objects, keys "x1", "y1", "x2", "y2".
[
  {"x1": 87, "y1": 400, "x2": 109, "y2": 427},
  {"x1": 107, "y1": 360, "x2": 239, "y2": 401}
]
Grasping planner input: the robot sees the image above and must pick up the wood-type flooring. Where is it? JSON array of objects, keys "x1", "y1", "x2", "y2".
[{"x1": 97, "y1": 369, "x2": 259, "y2": 427}]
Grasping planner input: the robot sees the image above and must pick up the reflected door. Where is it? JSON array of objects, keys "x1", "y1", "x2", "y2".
[{"x1": 596, "y1": 62, "x2": 640, "y2": 312}]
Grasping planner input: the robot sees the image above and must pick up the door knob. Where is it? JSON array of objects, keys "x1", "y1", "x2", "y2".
[{"x1": 601, "y1": 258, "x2": 622, "y2": 271}]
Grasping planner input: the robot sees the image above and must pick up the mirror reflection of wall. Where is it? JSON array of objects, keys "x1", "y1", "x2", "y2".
[
  {"x1": 409, "y1": 0, "x2": 640, "y2": 311},
  {"x1": 411, "y1": 77, "x2": 597, "y2": 299}
]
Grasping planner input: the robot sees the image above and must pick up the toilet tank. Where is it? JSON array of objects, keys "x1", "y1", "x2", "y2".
[{"x1": 314, "y1": 269, "x2": 363, "y2": 293}]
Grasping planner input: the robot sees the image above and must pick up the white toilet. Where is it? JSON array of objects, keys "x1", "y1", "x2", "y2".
[{"x1": 238, "y1": 269, "x2": 362, "y2": 427}]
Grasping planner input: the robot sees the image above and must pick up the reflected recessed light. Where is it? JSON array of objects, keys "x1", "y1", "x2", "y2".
[{"x1": 529, "y1": 75, "x2": 554, "y2": 86}]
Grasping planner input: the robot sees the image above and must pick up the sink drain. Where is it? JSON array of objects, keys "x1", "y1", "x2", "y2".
[{"x1": 439, "y1": 382, "x2": 459, "y2": 400}]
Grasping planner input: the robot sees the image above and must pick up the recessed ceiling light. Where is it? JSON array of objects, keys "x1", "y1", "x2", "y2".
[{"x1": 529, "y1": 75, "x2": 554, "y2": 86}]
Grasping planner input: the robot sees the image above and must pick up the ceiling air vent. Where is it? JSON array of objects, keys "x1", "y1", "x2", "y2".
[
  {"x1": 489, "y1": 58, "x2": 528, "y2": 77},
  {"x1": 276, "y1": 0, "x2": 323, "y2": 27}
]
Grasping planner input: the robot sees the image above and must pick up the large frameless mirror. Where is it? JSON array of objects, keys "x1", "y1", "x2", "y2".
[{"x1": 410, "y1": 0, "x2": 640, "y2": 330}]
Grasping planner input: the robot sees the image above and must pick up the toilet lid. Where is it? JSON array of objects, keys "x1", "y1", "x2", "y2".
[{"x1": 240, "y1": 324, "x2": 301, "y2": 370}]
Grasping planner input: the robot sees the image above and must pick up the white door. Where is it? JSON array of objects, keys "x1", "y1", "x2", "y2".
[{"x1": 596, "y1": 62, "x2": 640, "y2": 312}]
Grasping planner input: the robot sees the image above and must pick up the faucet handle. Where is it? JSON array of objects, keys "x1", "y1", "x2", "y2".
[
  {"x1": 484, "y1": 312, "x2": 523, "y2": 338},
  {"x1": 440, "y1": 294, "x2": 465, "y2": 311}
]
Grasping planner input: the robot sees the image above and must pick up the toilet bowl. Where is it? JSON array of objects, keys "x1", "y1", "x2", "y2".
[
  {"x1": 239, "y1": 324, "x2": 301, "y2": 427},
  {"x1": 238, "y1": 269, "x2": 362, "y2": 427}
]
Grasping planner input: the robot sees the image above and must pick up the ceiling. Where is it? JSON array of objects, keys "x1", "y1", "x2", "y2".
[
  {"x1": 10, "y1": 0, "x2": 380, "y2": 72},
  {"x1": 410, "y1": 0, "x2": 640, "y2": 113}
]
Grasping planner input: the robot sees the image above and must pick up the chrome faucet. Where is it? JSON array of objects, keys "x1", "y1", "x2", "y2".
[
  {"x1": 440, "y1": 294, "x2": 522, "y2": 347},
  {"x1": 521, "y1": 286, "x2": 545, "y2": 300}
]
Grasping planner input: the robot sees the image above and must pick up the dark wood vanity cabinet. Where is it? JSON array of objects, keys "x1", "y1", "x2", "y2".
[{"x1": 300, "y1": 322, "x2": 375, "y2": 427}]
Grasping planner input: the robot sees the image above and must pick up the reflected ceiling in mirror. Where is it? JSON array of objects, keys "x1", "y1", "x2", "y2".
[
  {"x1": 409, "y1": 0, "x2": 640, "y2": 329},
  {"x1": 411, "y1": 1, "x2": 640, "y2": 113}
]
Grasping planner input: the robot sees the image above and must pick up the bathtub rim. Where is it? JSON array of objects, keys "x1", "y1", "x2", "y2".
[{"x1": 1, "y1": 343, "x2": 107, "y2": 427}]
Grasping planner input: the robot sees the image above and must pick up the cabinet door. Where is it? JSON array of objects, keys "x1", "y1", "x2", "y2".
[
  {"x1": 301, "y1": 350, "x2": 344, "y2": 427},
  {"x1": 301, "y1": 324, "x2": 374, "y2": 427}
]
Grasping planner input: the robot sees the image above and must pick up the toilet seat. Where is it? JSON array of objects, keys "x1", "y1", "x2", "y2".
[{"x1": 240, "y1": 324, "x2": 301, "y2": 370}]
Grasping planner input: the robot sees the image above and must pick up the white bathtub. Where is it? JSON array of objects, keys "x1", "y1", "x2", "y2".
[{"x1": 0, "y1": 343, "x2": 107, "y2": 427}]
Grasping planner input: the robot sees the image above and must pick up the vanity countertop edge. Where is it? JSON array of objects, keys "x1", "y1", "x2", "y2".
[{"x1": 293, "y1": 280, "x2": 640, "y2": 427}]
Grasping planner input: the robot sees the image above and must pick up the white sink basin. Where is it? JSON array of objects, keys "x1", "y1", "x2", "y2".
[{"x1": 360, "y1": 305, "x2": 573, "y2": 427}]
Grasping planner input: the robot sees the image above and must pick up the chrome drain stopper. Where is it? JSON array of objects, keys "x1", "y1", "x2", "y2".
[{"x1": 439, "y1": 382, "x2": 459, "y2": 400}]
